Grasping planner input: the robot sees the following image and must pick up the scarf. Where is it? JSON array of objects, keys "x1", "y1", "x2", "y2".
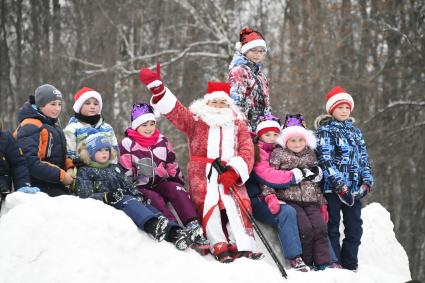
[
  {"x1": 126, "y1": 128, "x2": 160, "y2": 148},
  {"x1": 74, "y1": 112, "x2": 101, "y2": 125}
]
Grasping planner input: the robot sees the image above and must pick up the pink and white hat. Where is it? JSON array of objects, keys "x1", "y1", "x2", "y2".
[
  {"x1": 280, "y1": 114, "x2": 316, "y2": 149},
  {"x1": 73, "y1": 87, "x2": 103, "y2": 114},
  {"x1": 256, "y1": 114, "x2": 281, "y2": 137},
  {"x1": 325, "y1": 86, "x2": 354, "y2": 114}
]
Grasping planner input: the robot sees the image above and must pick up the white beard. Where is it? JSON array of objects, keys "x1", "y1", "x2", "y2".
[{"x1": 189, "y1": 99, "x2": 240, "y2": 127}]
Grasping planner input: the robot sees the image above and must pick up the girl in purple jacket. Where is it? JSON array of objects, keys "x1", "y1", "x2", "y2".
[{"x1": 119, "y1": 103, "x2": 208, "y2": 248}]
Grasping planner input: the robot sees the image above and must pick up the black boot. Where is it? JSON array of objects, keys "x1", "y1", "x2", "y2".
[{"x1": 144, "y1": 216, "x2": 168, "y2": 242}]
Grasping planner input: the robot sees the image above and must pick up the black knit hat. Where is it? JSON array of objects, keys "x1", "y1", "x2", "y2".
[{"x1": 34, "y1": 84, "x2": 63, "y2": 108}]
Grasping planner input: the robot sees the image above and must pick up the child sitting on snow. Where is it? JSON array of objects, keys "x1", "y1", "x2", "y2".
[
  {"x1": 261, "y1": 114, "x2": 332, "y2": 270},
  {"x1": 64, "y1": 87, "x2": 119, "y2": 166},
  {"x1": 315, "y1": 86, "x2": 374, "y2": 270},
  {"x1": 74, "y1": 133, "x2": 199, "y2": 251},
  {"x1": 119, "y1": 103, "x2": 208, "y2": 248}
]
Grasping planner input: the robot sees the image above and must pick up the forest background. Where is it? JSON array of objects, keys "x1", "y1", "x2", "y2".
[{"x1": 0, "y1": 0, "x2": 424, "y2": 280}]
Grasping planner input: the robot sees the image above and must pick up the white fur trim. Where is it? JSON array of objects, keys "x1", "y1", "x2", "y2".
[
  {"x1": 73, "y1": 90, "x2": 103, "y2": 114},
  {"x1": 189, "y1": 97, "x2": 245, "y2": 124},
  {"x1": 150, "y1": 88, "x2": 177, "y2": 115},
  {"x1": 131, "y1": 113, "x2": 156, "y2": 130},
  {"x1": 240, "y1": 39, "x2": 267, "y2": 54},
  {"x1": 256, "y1": 120, "x2": 281, "y2": 134},
  {"x1": 227, "y1": 156, "x2": 250, "y2": 184},
  {"x1": 326, "y1": 92, "x2": 354, "y2": 113},
  {"x1": 146, "y1": 80, "x2": 163, "y2": 89},
  {"x1": 203, "y1": 91, "x2": 232, "y2": 103},
  {"x1": 281, "y1": 126, "x2": 317, "y2": 150}
]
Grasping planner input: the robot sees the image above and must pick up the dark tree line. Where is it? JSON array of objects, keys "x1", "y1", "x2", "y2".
[{"x1": 0, "y1": 0, "x2": 424, "y2": 280}]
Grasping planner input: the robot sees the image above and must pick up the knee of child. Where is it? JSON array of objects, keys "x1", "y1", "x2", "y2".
[{"x1": 279, "y1": 204, "x2": 296, "y2": 218}]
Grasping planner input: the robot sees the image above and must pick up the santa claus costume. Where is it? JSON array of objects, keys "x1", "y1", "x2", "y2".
[{"x1": 139, "y1": 65, "x2": 261, "y2": 262}]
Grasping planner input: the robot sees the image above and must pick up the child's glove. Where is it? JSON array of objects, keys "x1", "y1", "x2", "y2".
[
  {"x1": 265, "y1": 194, "x2": 281, "y2": 215},
  {"x1": 17, "y1": 186, "x2": 41, "y2": 194},
  {"x1": 302, "y1": 166, "x2": 323, "y2": 182},
  {"x1": 139, "y1": 64, "x2": 165, "y2": 97},
  {"x1": 335, "y1": 185, "x2": 354, "y2": 207},
  {"x1": 218, "y1": 167, "x2": 239, "y2": 195},
  {"x1": 103, "y1": 190, "x2": 124, "y2": 205},
  {"x1": 319, "y1": 204, "x2": 329, "y2": 223},
  {"x1": 290, "y1": 168, "x2": 304, "y2": 184},
  {"x1": 358, "y1": 184, "x2": 371, "y2": 198}
]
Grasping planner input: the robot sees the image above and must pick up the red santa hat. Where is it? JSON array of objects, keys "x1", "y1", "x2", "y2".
[
  {"x1": 203, "y1": 82, "x2": 232, "y2": 104},
  {"x1": 235, "y1": 28, "x2": 267, "y2": 54},
  {"x1": 73, "y1": 87, "x2": 103, "y2": 114},
  {"x1": 326, "y1": 86, "x2": 354, "y2": 114}
]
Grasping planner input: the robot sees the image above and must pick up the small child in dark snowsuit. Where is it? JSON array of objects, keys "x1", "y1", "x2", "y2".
[
  {"x1": 75, "y1": 133, "x2": 199, "y2": 250},
  {"x1": 262, "y1": 114, "x2": 331, "y2": 269}
]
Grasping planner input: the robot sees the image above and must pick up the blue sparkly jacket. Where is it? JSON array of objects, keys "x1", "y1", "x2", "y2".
[{"x1": 316, "y1": 117, "x2": 373, "y2": 195}]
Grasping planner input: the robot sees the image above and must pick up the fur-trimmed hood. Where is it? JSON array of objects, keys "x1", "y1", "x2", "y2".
[
  {"x1": 78, "y1": 143, "x2": 117, "y2": 166},
  {"x1": 314, "y1": 114, "x2": 355, "y2": 129}
]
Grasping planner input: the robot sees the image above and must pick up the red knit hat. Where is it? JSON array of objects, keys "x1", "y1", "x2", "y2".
[
  {"x1": 204, "y1": 82, "x2": 232, "y2": 103},
  {"x1": 236, "y1": 28, "x2": 267, "y2": 54},
  {"x1": 73, "y1": 87, "x2": 103, "y2": 114},
  {"x1": 325, "y1": 86, "x2": 354, "y2": 114}
]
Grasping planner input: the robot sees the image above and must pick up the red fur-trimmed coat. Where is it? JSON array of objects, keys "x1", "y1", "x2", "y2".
[{"x1": 150, "y1": 88, "x2": 255, "y2": 227}]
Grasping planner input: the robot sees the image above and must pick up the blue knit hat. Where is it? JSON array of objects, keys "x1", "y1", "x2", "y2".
[{"x1": 85, "y1": 133, "x2": 112, "y2": 161}]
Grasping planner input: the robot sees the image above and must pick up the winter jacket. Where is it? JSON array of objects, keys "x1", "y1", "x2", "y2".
[
  {"x1": 63, "y1": 116, "x2": 119, "y2": 164},
  {"x1": 119, "y1": 129, "x2": 184, "y2": 189},
  {"x1": 0, "y1": 130, "x2": 31, "y2": 193},
  {"x1": 75, "y1": 164, "x2": 140, "y2": 200},
  {"x1": 251, "y1": 140, "x2": 295, "y2": 189},
  {"x1": 263, "y1": 147, "x2": 327, "y2": 205},
  {"x1": 315, "y1": 117, "x2": 373, "y2": 195},
  {"x1": 228, "y1": 54, "x2": 271, "y2": 132},
  {"x1": 15, "y1": 101, "x2": 73, "y2": 189}
]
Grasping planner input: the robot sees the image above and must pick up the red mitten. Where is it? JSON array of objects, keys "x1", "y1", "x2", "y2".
[
  {"x1": 218, "y1": 168, "x2": 239, "y2": 195},
  {"x1": 320, "y1": 204, "x2": 329, "y2": 224},
  {"x1": 265, "y1": 194, "x2": 281, "y2": 215},
  {"x1": 139, "y1": 63, "x2": 165, "y2": 96}
]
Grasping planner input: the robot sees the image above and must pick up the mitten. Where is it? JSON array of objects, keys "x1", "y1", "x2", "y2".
[
  {"x1": 319, "y1": 204, "x2": 329, "y2": 223},
  {"x1": 155, "y1": 163, "x2": 169, "y2": 178},
  {"x1": 17, "y1": 186, "x2": 41, "y2": 194},
  {"x1": 265, "y1": 194, "x2": 281, "y2": 215},
  {"x1": 103, "y1": 189, "x2": 124, "y2": 205},
  {"x1": 335, "y1": 185, "x2": 354, "y2": 207},
  {"x1": 358, "y1": 184, "x2": 371, "y2": 198},
  {"x1": 290, "y1": 168, "x2": 304, "y2": 184},
  {"x1": 302, "y1": 168, "x2": 315, "y2": 180},
  {"x1": 218, "y1": 167, "x2": 239, "y2": 195},
  {"x1": 305, "y1": 166, "x2": 323, "y2": 182},
  {"x1": 139, "y1": 63, "x2": 165, "y2": 96}
]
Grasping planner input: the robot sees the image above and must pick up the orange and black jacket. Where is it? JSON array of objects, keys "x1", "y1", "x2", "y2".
[{"x1": 15, "y1": 101, "x2": 73, "y2": 188}]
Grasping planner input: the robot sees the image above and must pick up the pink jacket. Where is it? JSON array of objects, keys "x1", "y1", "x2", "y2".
[{"x1": 253, "y1": 140, "x2": 294, "y2": 189}]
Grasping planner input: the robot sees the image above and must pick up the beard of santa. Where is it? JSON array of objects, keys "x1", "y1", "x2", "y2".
[{"x1": 189, "y1": 98, "x2": 244, "y2": 127}]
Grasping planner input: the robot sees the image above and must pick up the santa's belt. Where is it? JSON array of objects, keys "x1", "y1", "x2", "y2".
[
  {"x1": 190, "y1": 156, "x2": 227, "y2": 165},
  {"x1": 190, "y1": 156, "x2": 227, "y2": 182}
]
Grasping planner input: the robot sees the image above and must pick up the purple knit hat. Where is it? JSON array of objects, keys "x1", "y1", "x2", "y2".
[{"x1": 131, "y1": 103, "x2": 156, "y2": 130}]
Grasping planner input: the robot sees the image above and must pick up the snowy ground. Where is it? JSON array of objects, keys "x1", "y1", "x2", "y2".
[{"x1": 0, "y1": 193, "x2": 411, "y2": 283}]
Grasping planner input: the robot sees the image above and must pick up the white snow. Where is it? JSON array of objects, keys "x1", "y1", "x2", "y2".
[{"x1": 0, "y1": 193, "x2": 411, "y2": 283}]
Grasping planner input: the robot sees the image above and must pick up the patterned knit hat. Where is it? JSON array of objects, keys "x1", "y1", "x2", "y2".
[
  {"x1": 73, "y1": 87, "x2": 103, "y2": 114},
  {"x1": 235, "y1": 28, "x2": 267, "y2": 54},
  {"x1": 256, "y1": 114, "x2": 281, "y2": 137},
  {"x1": 85, "y1": 133, "x2": 112, "y2": 161},
  {"x1": 281, "y1": 114, "x2": 316, "y2": 149},
  {"x1": 326, "y1": 86, "x2": 354, "y2": 114},
  {"x1": 131, "y1": 103, "x2": 156, "y2": 130}
]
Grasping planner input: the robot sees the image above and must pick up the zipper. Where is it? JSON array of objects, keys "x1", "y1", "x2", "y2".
[
  {"x1": 148, "y1": 147, "x2": 155, "y2": 184},
  {"x1": 47, "y1": 133, "x2": 53, "y2": 158}
]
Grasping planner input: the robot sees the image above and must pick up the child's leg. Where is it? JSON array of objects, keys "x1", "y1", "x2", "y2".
[
  {"x1": 326, "y1": 193, "x2": 343, "y2": 261},
  {"x1": 304, "y1": 204, "x2": 331, "y2": 266},
  {"x1": 153, "y1": 181, "x2": 198, "y2": 225},
  {"x1": 139, "y1": 188, "x2": 177, "y2": 222},
  {"x1": 112, "y1": 195, "x2": 161, "y2": 230},
  {"x1": 289, "y1": 202, "x2": 314, "y2": 265},
  {"x1": 340, "y1": 199, "x2": 363, "y2": 270},
  {"x1": 251, "y1": 196, "x2": 302, "y2": 260}
]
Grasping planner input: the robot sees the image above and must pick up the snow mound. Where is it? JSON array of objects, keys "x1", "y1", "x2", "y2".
[{"x1": 0, "y1": 193, "x2": 411, "y2": 283}]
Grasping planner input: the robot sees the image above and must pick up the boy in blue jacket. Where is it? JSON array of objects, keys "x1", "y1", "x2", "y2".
[{"x1": 315, "y1": 86, "x2": 374, "y2": 271}]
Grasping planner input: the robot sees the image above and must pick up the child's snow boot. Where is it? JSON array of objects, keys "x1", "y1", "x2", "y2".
[
  {"x1": 168, "y1": 226, "x2": 194, "y2": 251},
  {"x1": 144, "y1": 216, "x2": 168, "y2": 241},
  {"x1": 186, "y1": 220, "x2": 209, "y2": 249},
  {"x1": 288, "y1": 257, "x2": 309, "y2": 272}
]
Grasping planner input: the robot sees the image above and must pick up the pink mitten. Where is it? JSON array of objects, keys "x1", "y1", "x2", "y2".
[
  {"x1": 265, "y1": 194, "x2": 281, "y2": 215},
  {"x1": 155, "y1": 163, "x2": 168, "y2": 178},
  {"x1": 320, "y1": 204, "x2": 329, "y2": 224}
]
